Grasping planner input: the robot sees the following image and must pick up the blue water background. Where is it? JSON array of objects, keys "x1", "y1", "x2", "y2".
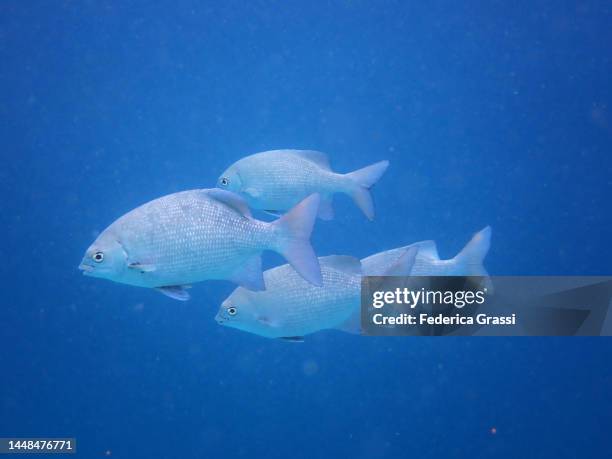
[{"x1": 1, "y1": 1, "x2": 611, "y2": 457}]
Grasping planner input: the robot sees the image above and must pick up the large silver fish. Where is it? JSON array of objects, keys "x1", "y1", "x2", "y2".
[
  {"x1": 217, "y1": 149, "x2": 389, "y2": 220},
  {"x1": 215, "y1": 247, "x2": 417, "y2": 340},
  {"x1": 79, "y1": 190, "x2": 322, "y2": 300},
  {"x1": 335, "y1": 226, "x2": 493, "y2": 334}
]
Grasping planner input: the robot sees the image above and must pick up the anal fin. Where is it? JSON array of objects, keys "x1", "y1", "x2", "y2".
[{"x1": 156, "y1": 285, "x2": 191, "y2": 301}]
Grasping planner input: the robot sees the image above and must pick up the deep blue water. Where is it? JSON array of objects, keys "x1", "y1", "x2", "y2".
[{"x1": 1, "y1": 1, "x2": 611, "y2": 458}]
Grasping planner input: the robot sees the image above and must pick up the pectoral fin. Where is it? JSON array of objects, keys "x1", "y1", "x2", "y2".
[
  {"x1": 128, "y1": 262, "x2": 156, "y2": 273},
  {"x1": 155, "y1": 285, "x2": 191, "y2": 301},
  {"x1": 243, "y1": 187, "x2": 262, "y2": 199}
]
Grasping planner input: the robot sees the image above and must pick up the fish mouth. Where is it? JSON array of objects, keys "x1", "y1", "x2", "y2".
[
  {"x1": 215, "y1": 313, "x2": 228, "y2": 324},
  {"x1": 78, "y1": 263, "x2": 94, "y2": 274}
]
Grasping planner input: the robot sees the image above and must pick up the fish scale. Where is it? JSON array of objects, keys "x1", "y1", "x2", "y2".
[
  {"x1": 217, "y1": 246, "x2": 419, "y2": 339},
  {"x1": 217, "y1": 149, "x2": 389, "y2": 220},
  {"x1": 250, "y1": 154, "x2": 338, "y2": 202},
  {"x1": 260, "y1": 263, "x2": 360, "y2": 334},
  {"x1": 80, "y1": 189, "x2": 322, "y2": 297},
  {"x1": 218, "y1": 258, "x2": 361, "y2": 338},
  {"x1": 109, "y1": 190, "x2": 269, "y2": 286}
]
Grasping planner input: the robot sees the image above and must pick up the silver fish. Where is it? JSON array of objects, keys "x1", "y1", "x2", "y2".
[
  {"x1": 218, "y1": 149, "x2": 389, "y2": 220},
  {"x1": 79, "y1": 189, "x2": 322, "y2": 300},
  {"x1": 360, "y1": 226, "x2": 492, "y2": 277},
  {"x1": 216, "y1": 247, "x2": 417, "y2": 340},
  {"x1": 335, "y1": 226, "x2": 493, "y2": 334}
]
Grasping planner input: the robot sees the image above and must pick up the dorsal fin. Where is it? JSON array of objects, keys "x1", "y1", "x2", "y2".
[
  {"x1": 292, "y1": 150, "x2": 331, "y2": 170},
  {"x1": 318, "y1": 255, "x2": 361, "y2": 275},
  {"x1": 155, "y1": 285, "x2": 191, "y2": 301},
  {"x1": 383, "y1": 246, "x2": 417, "y2": 276},
  {"x1": 206, "y1": 189, "x2": 252, "y2": 217},
  {"x1": 410, "y1": 240, "x2": 439, "y2": 260}
]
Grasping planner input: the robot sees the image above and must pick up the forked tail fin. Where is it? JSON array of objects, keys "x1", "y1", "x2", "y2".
[
  {"x1": 344, "y1": 160, "x2": 389, "y2": 220},
  {"x1": 272, "y1": 194, "x2": 322, "y2": 286}
]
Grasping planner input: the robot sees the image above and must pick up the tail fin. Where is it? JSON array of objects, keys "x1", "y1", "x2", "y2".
[
  {"x1": 272, "y1": 194, "x2": 323, "y2": 286},
  {"x1": 454, "y1": 226, "x2": 492, "y2": 278},
  {"x1": 344, "y1": 160, "x2": 389, "y2": 220}
]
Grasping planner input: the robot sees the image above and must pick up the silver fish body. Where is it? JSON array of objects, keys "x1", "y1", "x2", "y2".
[
  {"x1": 218, "y1": 149, "x2": 389, "y2": 220},
  {"x1": 361, "y1": 226, "x2": 492, "y2": 277},
  {"x1": 216, "y1": 247, "x2": 417, "y2": 339},
  {"x1": 216, "y1": 256, "x2": 362, "y2": 339},
  {"x1": 79, "y1": 189, "x2": 322, "y2": 299},
  {"x1": 334, "y1": 226, "x2": 493, "y2": 333}
]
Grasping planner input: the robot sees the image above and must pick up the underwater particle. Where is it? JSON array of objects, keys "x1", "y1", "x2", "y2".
[
  {"x1": 591, "y1": 103, "x2": 608, "y2": 129},
  {"x1": 104, "y1": 450, "x2": 112, "y2": 456},
  {"x1": 302, "y1": 359, "x2": 319, "y2": 376},
  {"x1": 490, "y1": 427, "x2": 497, "y2": 435}
]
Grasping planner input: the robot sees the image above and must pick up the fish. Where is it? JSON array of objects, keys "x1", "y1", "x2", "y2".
[
  {"x1": 217, "y1": 149, "x2": 389, "y2": 220},
  {"x1": 216, "y1": 246, "x2": 418, "y2": 340},
  {"x1": 360, "y1": 226, "x2": 492, "y2": 277},
  {"x1": 335, "y1": 226, "x2": 492, "y2": 334},
  {"x1": 79, "y1": 189, "x2": 323, "y2": 300}
]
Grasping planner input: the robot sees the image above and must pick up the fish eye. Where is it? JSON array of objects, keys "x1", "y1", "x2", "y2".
[
  {"x1": 220, "y1": 177, "x2": 229, "y2": 187},
  {"x1": 92, "y1": 251, "x2": 104, "y2": 263},
  {"x1": 227, "y1": 307, "x2": 237, "y2": 316}
]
